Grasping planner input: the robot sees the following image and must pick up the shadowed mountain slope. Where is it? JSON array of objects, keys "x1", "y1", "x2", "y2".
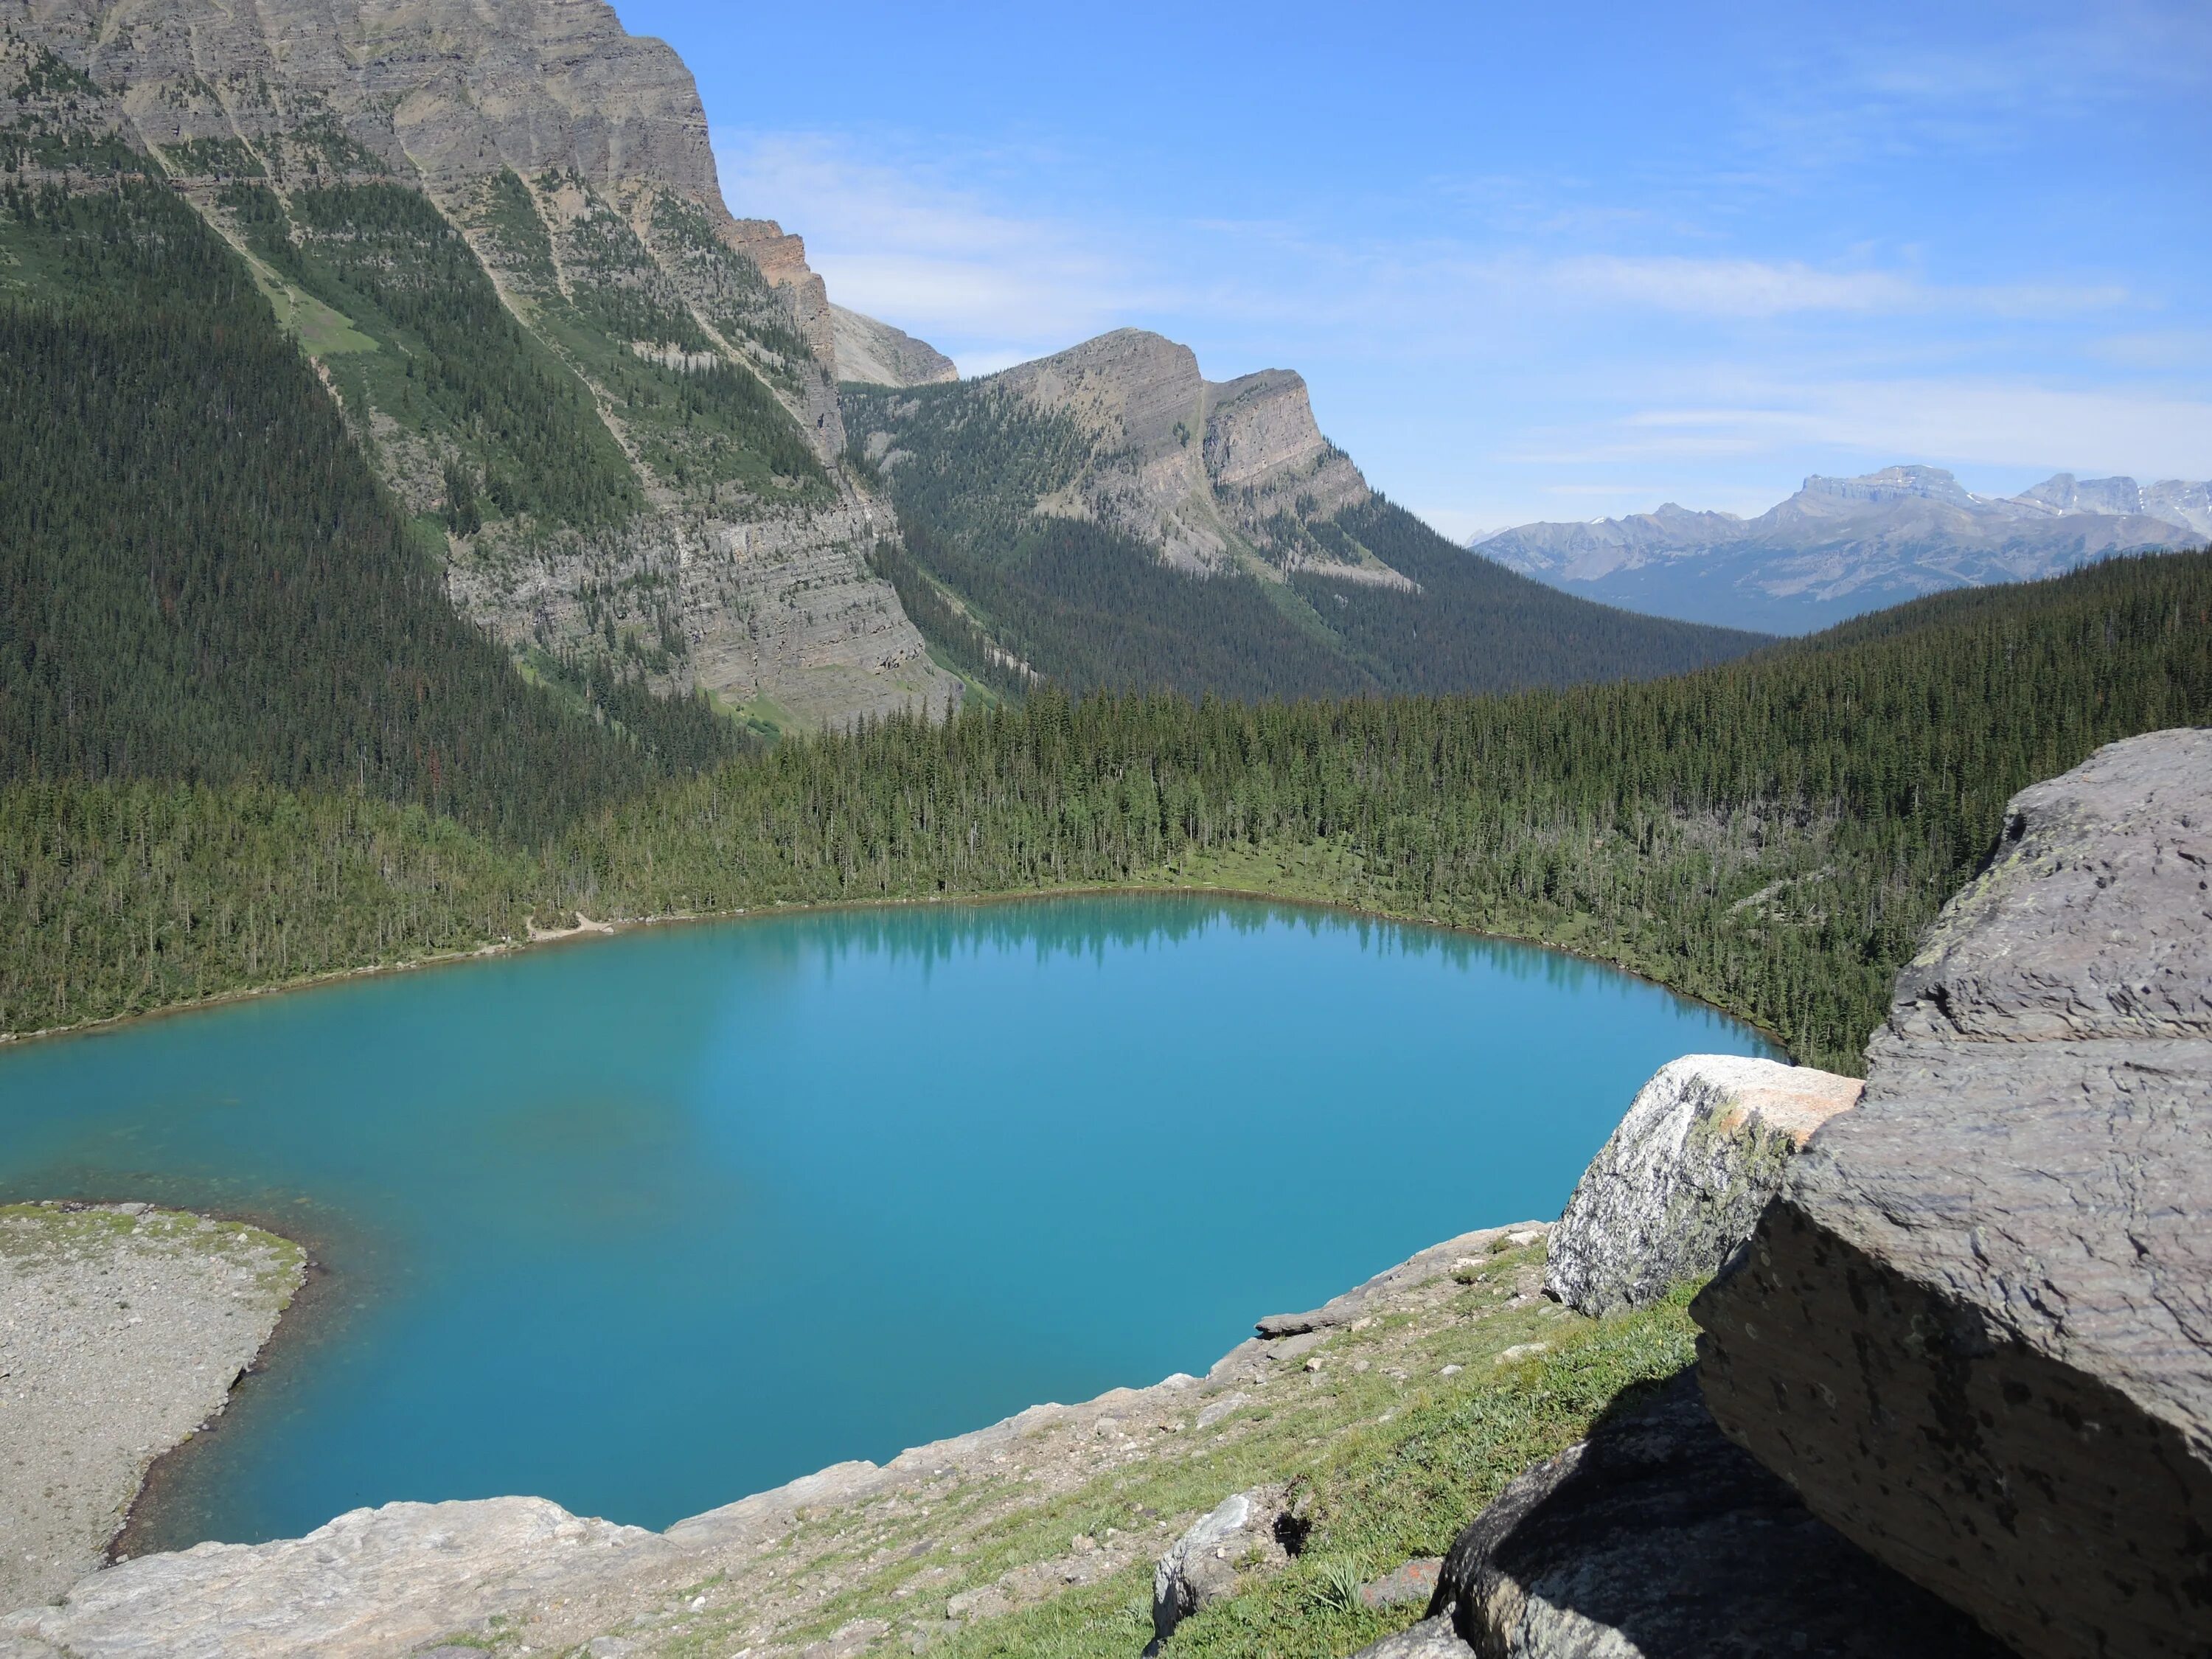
[
  {"x1": 845, "y1": 331, "x2": 1767, "y2": 700},
  {"x1": 0, "y1": 4, "x2": 958, "y2": 731}
]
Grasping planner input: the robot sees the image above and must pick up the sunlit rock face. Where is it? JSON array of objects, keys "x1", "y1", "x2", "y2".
[{"x1": 1696, "y1": 728, "x2": 2212, "y2": 1659}]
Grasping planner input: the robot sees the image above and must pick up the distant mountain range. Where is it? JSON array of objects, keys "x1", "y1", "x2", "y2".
[{"x1": 1474, "y1": 467, "x2": 2212, "y2": 633}]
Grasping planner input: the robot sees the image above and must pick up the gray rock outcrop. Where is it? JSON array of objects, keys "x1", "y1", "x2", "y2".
[
  {"x1": 1147, "y1": 1484, "x2": 1304, "y2": 1652},
  {"x1": 1694, "y1": 727, "x2": 2212, "y2": 1659},
  {"x1": 832, "y1": 305, "x2": 959, "y2": 387},
  {"x1": 1366, "y1": 1371, "x2": 2012, "y2": 1659},
  {"x1": 4, "y1": 1498, "x2": 670, "y2": 1659},
  {"x1": 1543, "y1": 1056, "x2": 1861, "y2": 1315}
]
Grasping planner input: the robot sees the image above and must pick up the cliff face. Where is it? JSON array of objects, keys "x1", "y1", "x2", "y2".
[
  {"x1": 832, "y1": 303, "x2": 959, "y2": 387},
  {"x1": 27, "y1": 0, "x2": 721, "y2": 195},
  {"x1": 985, "y1": 328, "x2": 1388, "y2": 581},
  {"x1": 4, "y1": 0, "x2": 958, "y2": 728}
]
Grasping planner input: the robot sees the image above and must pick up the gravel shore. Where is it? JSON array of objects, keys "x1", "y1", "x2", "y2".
[{"x1": 0, "y1": 1203, "x2": 305, "y2": 1610}]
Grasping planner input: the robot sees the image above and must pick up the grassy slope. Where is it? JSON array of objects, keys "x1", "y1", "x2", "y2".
[{"x1": 916, "y1": 1282, "x2": 1697, "y2": 1659}]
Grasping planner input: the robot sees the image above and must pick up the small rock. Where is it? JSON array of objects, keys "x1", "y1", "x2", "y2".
[
  {"x1": 1149, "y1": 1484, "x2": 1304, "y2": 1649},
  {"x1": 1438, "y1": 1364, "x2": 1462, "y2": 1377},
  {"x1": 1302, "y1": 1356, "x2": 1324, "y2": 1373},
  {"x1": 1493, "y1": 1343, "x2": 1548, "y2": 1366},
  {"x1": 1194, "y1": 1392, "x2": 1247, "y2": 1430},
  {"x1": 1360, "y1": 1557, "x2": 1443, "y2": 1608}
]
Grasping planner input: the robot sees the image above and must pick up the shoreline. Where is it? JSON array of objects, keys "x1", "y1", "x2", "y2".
[
  {"x1": 0, "y1": 1204, "x2": 307, "y2": 1610},
  {"x1": 108, "y1": 1214, "x2": 341, "y2": 1567},
  {"x1": 0, "y1": 880, "x2": 1797, "y2": 1062}
]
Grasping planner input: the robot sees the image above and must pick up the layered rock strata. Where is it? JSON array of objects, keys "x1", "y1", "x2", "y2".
[
  {"x1": 1694, "y1": 727, "x2": 2212, "y2": 1659},
  {"x1": 1377, "y1": 1372, "x2": 2013, "y2": 1659},
  {"x1": 1543, "y1": 1055, "x2": 1861, "y2": 1316},
  {"x1": 988, "y1": 328, "x2": 1391, "y2": 581},
  {"x1": 4, "y1": 0, "x2": 958, "y2": 728}
]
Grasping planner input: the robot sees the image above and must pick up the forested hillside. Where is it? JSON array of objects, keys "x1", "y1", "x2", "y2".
[
  {"x1": 9, "y1": 553, "x2": 2206, "y2": 1070},
  {"x1": 0, "y1": 12, "x2": 962, "y2": 732},
  {"x1": 0, "y1": 181, "x2": 742, "y2": 836},
  {"x1": 842, "y1": 375, "x2": 1767, "y2": 701}
]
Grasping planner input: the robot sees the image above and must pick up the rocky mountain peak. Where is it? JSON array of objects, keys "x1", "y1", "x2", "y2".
[
  {"x1": 832, "y1": 306, "x2": 958, "y2": 388},
  {"x1": 2018, "y1": 472, "x2": 2144, "y2": 515},
  {"x1": 1795, "y1": 465, "x2": 1978, "y2": 509},
  {"x1": 978, "y1": 329, "x2": 1373, "y2": 577},
  {"x1": 996, "y1": 329, "x2": 1204, "y2": 461}
]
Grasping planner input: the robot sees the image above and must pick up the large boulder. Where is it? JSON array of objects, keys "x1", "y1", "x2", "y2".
[
  {"x1": 1543, "y1": 1056, "x2": 1860, "y2": 1315},
  {"x1": 1352, "y1": 1372, "x2": 2008, "y2": 1658},
  {"x1": 1694, "y1": 728, "x2": 2212, "y2": 1659}
]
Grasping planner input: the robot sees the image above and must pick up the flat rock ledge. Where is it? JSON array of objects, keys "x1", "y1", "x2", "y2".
[
  {"x1": 1695, "y1": 728, "x2": 2212, "y2": 1659},
  {"x1": 1542, "y1": 1054, "x2": 1860, "y2": 1315},
  {"x1": 1354, "y1": 1371, "x2": 2011, "y2": 1659},
  {"x1": 0, "y1": 1203, "x2": 305, "y2": 1613}
]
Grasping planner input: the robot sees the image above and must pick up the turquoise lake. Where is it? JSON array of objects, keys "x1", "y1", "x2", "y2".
[{"x1": 0, "y1": 896, "x2": 1776, "y2": 1549}]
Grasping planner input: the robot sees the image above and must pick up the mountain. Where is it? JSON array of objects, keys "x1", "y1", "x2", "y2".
[
  {"x1": 1478, "y1": 465, "x2": 2209, "y2": 633},
  {"x1": 0, "y1": 1, "x2": 958, "y2": 734},
  {"x1": 842, "y1": 330, "x2": 1766, "y2": 700},
  {"x1": 832, "y1": 305, "x2": 959, "y2": 387}
]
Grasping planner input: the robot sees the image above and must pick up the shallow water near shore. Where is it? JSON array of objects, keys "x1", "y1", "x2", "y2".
[{"x1": 0, "y1": 895, "x2": 1775, "y2": 1550}]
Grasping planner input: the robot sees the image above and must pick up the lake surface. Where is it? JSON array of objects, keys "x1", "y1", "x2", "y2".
[{"x1": 0, "y1": 896, "x2": 1775, "y2": 1548}]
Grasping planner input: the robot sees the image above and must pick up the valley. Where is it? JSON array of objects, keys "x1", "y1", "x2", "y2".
[
  {"x1": 1480, "y1": 465, "x2": 2212, "y2": 633},
  {"x1": 0, "y1": 4, "x2": 2206, "y2": 1658}
]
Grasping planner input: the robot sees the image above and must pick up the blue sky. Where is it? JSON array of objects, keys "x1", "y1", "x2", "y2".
[{"x1": 611, "y1": 0, "x2": 2211, "y2": 536}]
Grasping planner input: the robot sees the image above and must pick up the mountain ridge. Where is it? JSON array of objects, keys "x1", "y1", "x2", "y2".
[
  {"x1": 1478, "y1": 465, "x2": 2210, "y2": 633},
  {"x1": 845, "y1": 327, "x2": 1766, "y2": 700},
  {"x1": 2, "y1": 0, "x2": 960, "y2": 731}
]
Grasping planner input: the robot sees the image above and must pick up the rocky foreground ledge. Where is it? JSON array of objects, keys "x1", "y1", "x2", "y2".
[
  {"x1": 1696, "y1": 727, "x2": 2212, "y2": 1658},
  {"x1": 0, "y1": 1204, "x2": 305, "y2": 1611}
]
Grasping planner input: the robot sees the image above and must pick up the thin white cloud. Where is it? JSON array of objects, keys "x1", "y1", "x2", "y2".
[
  {"x1": 1552, "y1": 256, "x2": 2126, "y2": 319},
  {"x1": 712, "y1": 131, "x2": 1158, "y2": 366},
  {"x1": 1557, "y1": 257, "x2": 1919, "y2": 316},
  {"x1": 1517, "y1": 381, "x2": 2212, "y2": 481}
]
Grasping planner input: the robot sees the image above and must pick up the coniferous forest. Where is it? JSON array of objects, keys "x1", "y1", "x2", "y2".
[
  {"x1": 7, "y1": 526, "x2": 2208, "y2": 1071},
  {"x1": 2, "y1": 171, "x2": 2208, "y2": 1074}
]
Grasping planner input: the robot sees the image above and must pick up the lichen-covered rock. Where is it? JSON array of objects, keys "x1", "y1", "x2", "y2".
[
  {"x1": 1365, "y1": 1372, "x2": 2011, "y2": 1659},
  {"x1": 1543, "y1": 1057, "x2": 1860, "y2": 1315},
  {"x1": 1147, "y1": 1484, "x2": 1306, "y2": 1652},
  {"x1": 1694, "y1": 728, "x2": 2212, "y2": 1659}
]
